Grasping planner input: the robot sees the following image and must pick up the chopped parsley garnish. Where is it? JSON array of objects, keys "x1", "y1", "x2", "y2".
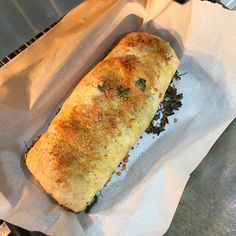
[
  {"x1": 135, "y1": 78, "x2": 146, "y2": 91},
  {"x1": 117, "y1": 85, "x2": 130, "y2": 100},
  {"x1": 98, "y1": 80, "x2": 109, "y2": 92},
  {"x1": 145, "y1": 71, "x2": 185, "y2": 135}
]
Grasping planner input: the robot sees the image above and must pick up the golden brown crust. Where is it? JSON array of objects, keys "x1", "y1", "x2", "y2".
[{"x1": 25, "y1": 32, "x2": 179, "y2": 212}]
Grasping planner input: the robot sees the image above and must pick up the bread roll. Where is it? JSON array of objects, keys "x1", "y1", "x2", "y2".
[{"x1": 25, "y1": 32, "x2": 179, "y2": 212}]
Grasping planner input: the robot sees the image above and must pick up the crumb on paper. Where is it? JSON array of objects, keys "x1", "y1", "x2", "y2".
[
  {"x1": 123, "y1": 155, "x2": 129, "y2": 163},
  {"x1": 121, "y1": 164, "x2": 127, "y2": 171},
  {"x1": 174, "y1": 118, "x2": 178, "y2": 123},
  {"x1": 116, "y1": 172, "x2": 121, "y2": 176}
]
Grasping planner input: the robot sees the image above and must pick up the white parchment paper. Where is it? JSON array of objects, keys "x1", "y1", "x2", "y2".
[{"x1": 0, "y1": 0, "x2": 235, "y2": 235}]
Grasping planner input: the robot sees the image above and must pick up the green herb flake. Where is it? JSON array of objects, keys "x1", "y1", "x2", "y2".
[
  {"x1": 145, "y1": 71, "x2": 185, "y2": 136},
  {"x1": 98, "y1": 80, "x2": 109, "y2": 92},
  {"x1": 135, "y1": 78, "x2": 146, "y2": 91},
  {"x1": 98, "y1": 84, "x2": 105, "y2": 92},
  {"x1": 117, "y1": 85, "x2": 130, "y2": 100}
]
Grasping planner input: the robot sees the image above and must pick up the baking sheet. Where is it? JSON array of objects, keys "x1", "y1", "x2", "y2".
[{"x1": 0, "y1": 0, "x2": 235, "y2": 235}]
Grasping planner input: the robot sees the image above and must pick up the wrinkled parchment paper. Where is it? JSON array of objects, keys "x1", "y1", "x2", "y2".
[{"x1": 0, "y1": 0, "x2": 235, "y2": 235}]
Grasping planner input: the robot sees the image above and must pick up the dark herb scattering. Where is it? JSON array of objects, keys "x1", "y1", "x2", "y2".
[
  {"x1": 85, "y1": 195, "x2": 98, "y2": 213},
  {"x1": 145, "y1": 71, "x2": 185, "y2": 136},
  {"x1": 117, "y1": 85, "x2": 130, "y2": 100},
  {"x1": 135, "y1": 78, "x2": 146, "y2": 91},
  {"x1": 173, "y1": 71, "x2": 187, "y2": 81}
]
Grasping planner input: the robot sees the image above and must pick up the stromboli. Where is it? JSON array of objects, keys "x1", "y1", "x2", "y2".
[{"x1": 25, "y1": 32, "x2": 179, "y2": 212}]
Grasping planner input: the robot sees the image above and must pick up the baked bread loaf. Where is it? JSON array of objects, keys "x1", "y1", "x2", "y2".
[{"x1": 25, "y1": 32, "x2": 179, "y2": 212}]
